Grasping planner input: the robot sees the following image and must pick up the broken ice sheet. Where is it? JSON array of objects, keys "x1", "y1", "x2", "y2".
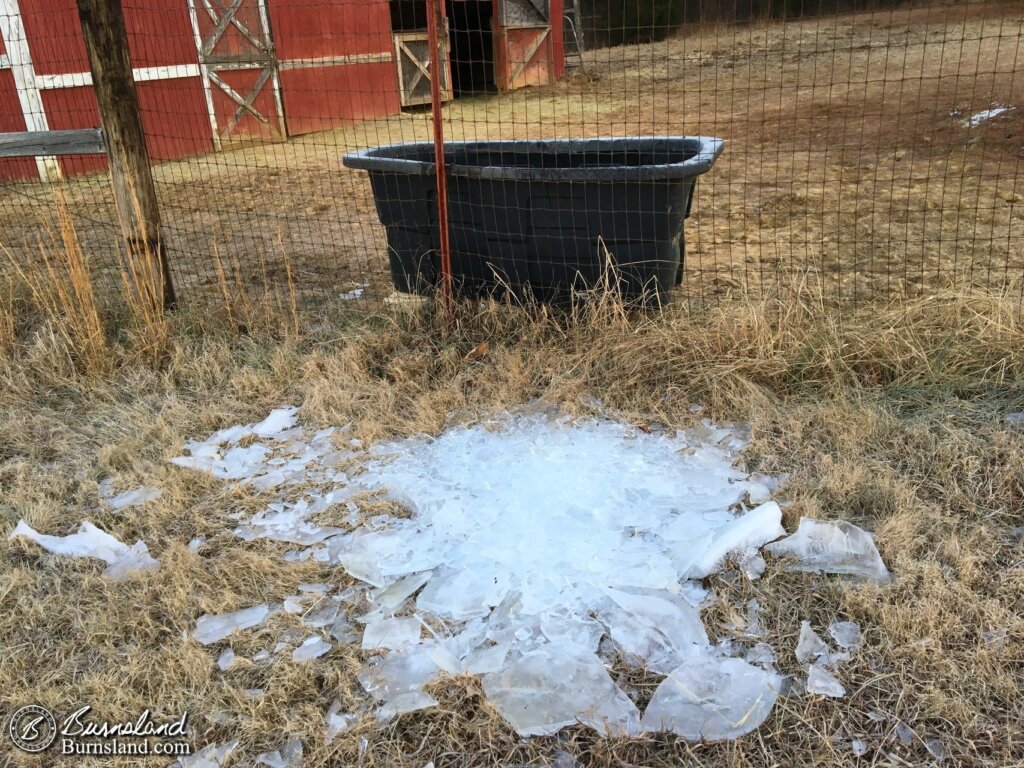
[
  {"x1": 744, "y1": 599, "x2": 766, "y2": 638},
  {"x1": 9, "y1": 519, "x2": 159, "y2": 580},
  {"x1": 106, "y1": 486, "x2": 162, "y2": 510},
  {"x1": 738, "y1": 548, "x2": 766, "y2": 580},
  {"x1": 926, "y1": 738, "x2": 945, "y2": 761},
  {"x1": 325, "y1": 700, "x2": 357, "y2": 742},
  {"x1": 358, "y1": 647, "x2": 440, "y2": 720},
  {"x1": 805, "y1": 663, "x2": 846, "y2": 698},
  {"x1": 795, "y1": 621, "x2": 829, "y2": 664},
  {"x1": 766, "y1": 517, "x2": 891, "y2": 582},
  {"x1": 981, "y1": 628, "x2": 1008, "y2": 648},
  {"x1": 217, "y1": 648, "x2": 237, "y2": 670},
  {"x1": 168, "y1": 406, "x2": 308, "y2": 482},
  {"x1": 362, "y1": 616, "x2": 422, "y2": 651},
  {"x1": 193, "y1": 604, "x2": 273, "y2": 645},
  {"x1": 173, "y1": 740, "x2": 238, "y2": 768},
  {"x1": 640, "y1": 650, "x2": 781, "y2": 741},
  {"x1": 745, "y1": 642, "x2": 777, "y2": 669},
  {"x1": 180, "y1": 407, "x2": 793, "y2": 740},
  {"x1": 372, "y1": 571, "x2": 432, "y2": 610},
  {"x1": 829, "y1": 620, "x2": 862, "y2": 650},
  {"x1": 301, "y1": 596, "x2": 345, "y2": 629},
  {"x1": 672, "y1": 501, "x2": 786, "y2": 579},
  {"x1": 292, "y1": 636, "x2": 332, "y2": 661},
  {"x1": 596, "y1": 587, "x2": 708, "y2": 674},
  {"x1": 482, "y1": 642, "x2": 641, "y2": 737},
  {"x1": 256, "y1": 738, "x2": 303, "y2": 768}
]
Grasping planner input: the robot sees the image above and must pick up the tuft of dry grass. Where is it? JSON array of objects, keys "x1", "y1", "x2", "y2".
[
  {"x1": 210, "y1": 243, "x2": 302, "y2": 340},
  {"x1": 1, "y1": 283, "x2": 1022, "y2": 767},
  {"x1": 0, "y1": 276, "x2": 15, "y2": 357},
  {"x1": 2, "y1": 194, "x2": 110, "y2": 375}
]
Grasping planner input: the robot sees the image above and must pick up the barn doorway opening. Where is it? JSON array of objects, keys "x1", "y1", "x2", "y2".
[
  {"x1": 389, "y1": 0, "x2": 495, "y2": 101},
  {"x1": 448, "y1": 1, "x2": 496, "y2": 96}
]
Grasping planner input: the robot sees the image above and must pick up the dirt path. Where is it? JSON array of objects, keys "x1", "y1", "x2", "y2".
[{"x1": 1, "y1": 2, "x2": 1021, "y2": 308}]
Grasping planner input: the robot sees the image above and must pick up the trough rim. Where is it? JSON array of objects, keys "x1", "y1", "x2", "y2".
[{"x1": 342, "y1": 136, "x2": 725, "y2": 182}]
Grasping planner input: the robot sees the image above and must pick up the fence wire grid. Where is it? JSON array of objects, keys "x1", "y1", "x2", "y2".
[{"x1": 0, "y1": 0, "x2": 1021, "y2": 312}]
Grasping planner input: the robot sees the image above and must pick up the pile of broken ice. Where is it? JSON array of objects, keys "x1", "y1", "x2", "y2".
[{"x1": 167, "y1": 404, "x2": 890, "y2": 742}]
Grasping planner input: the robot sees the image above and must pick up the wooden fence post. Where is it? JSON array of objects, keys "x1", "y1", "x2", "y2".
[{"x1": 74, "y1": 0, "x2": 176, "y2": 309}]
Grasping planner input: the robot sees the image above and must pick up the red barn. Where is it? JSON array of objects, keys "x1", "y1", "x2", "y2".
[{"x1": 0, "y1": 0, "x2": 564, "y2": 181}]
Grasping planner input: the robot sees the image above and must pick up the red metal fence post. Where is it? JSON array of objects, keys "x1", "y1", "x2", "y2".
[{"x1": 426, "y1": 0, "x2": 453, "y2": 315}]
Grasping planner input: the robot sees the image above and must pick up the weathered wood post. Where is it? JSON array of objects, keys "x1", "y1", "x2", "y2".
[{"x1": 74, "y1": 0, "x2": 176, "y2": 309}]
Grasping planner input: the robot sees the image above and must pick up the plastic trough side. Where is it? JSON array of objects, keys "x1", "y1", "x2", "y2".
[{"x1": 342, "y1": 136, "x2": 725, "y2": 304}]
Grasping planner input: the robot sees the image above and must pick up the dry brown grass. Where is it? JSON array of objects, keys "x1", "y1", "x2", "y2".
[
  {"x1": 1, "y1": 195, "x2": 110, "y2": 375},
  {"x1": 0, "y1": 277, "x2": 15, "y2": 357},
  {"x1": 1, "y1": 277, "x2": 1022, "y2": 766}
]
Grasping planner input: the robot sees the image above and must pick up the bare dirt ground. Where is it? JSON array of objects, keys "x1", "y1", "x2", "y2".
[{"x1": 2, "y1": 2, "x2": 1022, "y2": 308}]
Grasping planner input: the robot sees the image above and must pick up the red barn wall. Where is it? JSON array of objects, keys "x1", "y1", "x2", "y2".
[
  {"x1": 0, "y1": 0, "x2": 403, "y2": 181},
  {"x1": 270, "y1": 0, "x2": 400, "y2": 135}
]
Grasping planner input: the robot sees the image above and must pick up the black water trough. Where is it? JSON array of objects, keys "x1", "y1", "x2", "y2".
[{"x1": 343, "y1": 136, "x2": 724, "y2": 304}]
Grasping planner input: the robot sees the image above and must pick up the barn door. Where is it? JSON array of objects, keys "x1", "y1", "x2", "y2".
[
  {"x1": 494, "y1": 0, "x2": 562, "y2": 91},
  {"x1": 393, "y1": 26, "x2": 452, "y2": 108},
  {"x1": 187, "y1": 0, "x2": 287, "y2": 149}
]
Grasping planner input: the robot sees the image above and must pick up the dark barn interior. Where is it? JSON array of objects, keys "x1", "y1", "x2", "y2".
[{"x1": 390, "y1": 0, "x2": 496, "y2": 97}]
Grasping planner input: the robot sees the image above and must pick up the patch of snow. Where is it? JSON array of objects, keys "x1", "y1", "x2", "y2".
[
  {"x1": 965, "y1": 106, "x2": 1012, "y2": 127},
  {"x1": 9, "y1": 519, "x2": 159, "y2": 579},
  {"x1": 107, "y1": 485, "x2": 162, "y2": 510},
  {"x1": 339, "y1": 285, "x2": 368, "y2": 301},
  {"x1": 187, "y1": 536, "x2": 206, "y2": 553},
  {"x1": 192, "y1": 604, "x2": 274, "y2": 645},
  {"x1": 766, "y1": 518, "x2": 891, "y2": 582},
  {"x1": 851, "y1": 738, "x2": 868, "y2": 756}
]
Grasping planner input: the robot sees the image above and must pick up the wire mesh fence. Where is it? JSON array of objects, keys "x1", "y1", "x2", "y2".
[{"x1": 0, "y1": 0, "x2": 1021, "y2": 313}]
